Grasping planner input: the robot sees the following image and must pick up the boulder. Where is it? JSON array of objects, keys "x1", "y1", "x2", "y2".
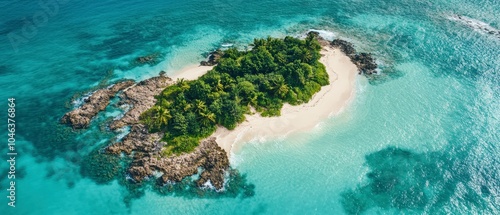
[{"x1": 200, "y1": 49, "x2": 223, "y2": 66}]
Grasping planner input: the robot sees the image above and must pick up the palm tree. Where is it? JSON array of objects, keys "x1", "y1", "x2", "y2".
[
  {"x1": 277, "y1": 84, "x2": 289, "y2": 99},
  {"x1": 215, "y1": 79, "x2": 224, "y2": 92},
  {"x1": 204, "y1": 112, "x2": 216, "y2": 123},
  {"x1": 152, "y1": 106, "x2": 171, "y2": 129},
  {"x1": 249, "y1": 94, "x2": 259, "y2": 107},
  {"x1": 268, "y1": 75, "x2": 288, "y2": 97},
  {"x1": 183, "y1": 103, "x2": 192, "y2": 112},
  {"x1": 194, "y1": 100, "x2": 207, "y2": 114},
  {"x1": 158, "y1": 98, "x2": 171, "y2": 107},
  {"x1": 199, "y1": 111, "x2": 216, "y2": 127},
  {"x1": 302, "y1": 50, "x2": 313, "y2": 63},
  {"x1": 177, "y1": 78, "x2": 190, "y2": 91}
]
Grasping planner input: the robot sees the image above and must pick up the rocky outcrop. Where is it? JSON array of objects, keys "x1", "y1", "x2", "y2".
[
  {"x1": 351, "y1": 53, "x2": 378, "y2": 75},
  {"x1": 63, "y1": 72, "x2": 229, "y2": 190},
  {"x1": 107, "y1": 124, "x2": 164, "y2": 154},
  {"x1": 307, "y1": 32, "x2": 378, "y2": 75},
  {"x1": 195, "y1": 139, "x2": 229, "y2": 189},
  {"x1": 109, "y1": 74, "x2": 173, "y2": 130},
  {"x1": 330, "y1": 39, "x2": 378, "y2": 75},
  {"x1": 108, "y1": 130, "x2": 229, "y2": 190},
  {"x1": 200, "y1": 49, "x2": 223, "y2": 66},
  {"x1": 330, "y1": 39, "x2": 356, "y2": 56},
  {"x1": 102, "y1": 72, "x2": 228, "y2": 189},
  {"x1": 61, "y1": 80, "x2": 135, "y2": 129}
]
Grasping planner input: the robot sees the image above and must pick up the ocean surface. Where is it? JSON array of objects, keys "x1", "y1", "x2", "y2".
[{"x1": 1, "y1": 0, "x2": 499, "y2": 214}]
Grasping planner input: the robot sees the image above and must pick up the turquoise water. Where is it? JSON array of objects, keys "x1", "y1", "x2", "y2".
[{"x1": 1, "y1": 0, "x2": 499, "y2": 214}]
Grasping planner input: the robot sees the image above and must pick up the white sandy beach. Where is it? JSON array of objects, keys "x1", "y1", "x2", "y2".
[
  {"x1": 170, "y1": 64, "x2": 214, "y2": 81},
  {"x1": 212, "y1": 46, "x2": 358, "y2": 156},
  {"x1": 170, "y1": 46, "x2": 358, "y2": 156}
]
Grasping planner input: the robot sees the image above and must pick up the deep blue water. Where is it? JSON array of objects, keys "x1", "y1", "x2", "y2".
[{"x1": 0, "y1": 0, "x2": 499, "y2": 214}]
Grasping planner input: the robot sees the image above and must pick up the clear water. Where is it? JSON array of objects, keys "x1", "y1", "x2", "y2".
[{"x1": 0, "y1": 0, "x2": 499, "y2": 214}]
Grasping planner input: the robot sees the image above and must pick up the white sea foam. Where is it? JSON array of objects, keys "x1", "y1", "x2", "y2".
[
  {"x1": 201, "y1": 180, "x2": 215, "y2": 190},
  {"x1": 125, "y1": 174, "x2": 136, "y2": 182},
  {"x1": 229, "y1": 151, "x2": 244, "y2": 167},
  {"x1": 115, "y1": 126, "x2": 131, "y2": 142},
  {"x1": 448, "y1": 14, "x2": 500, "y2": 39},
  {"x1": 113, "y1": 103, "x2": 131, "y2": 120},
  {"x1": 152, "y1": 170, "x2": 164, "y2": 179},
  {"x1": 72, "y1": 92, "x2": 93, "y2": 108},
  {"x1": 307, "y1": 29, "x2": 337, "y2": 41},
  {"x1": 221, "y1": 43, "x2": 234, "y2": 47}
]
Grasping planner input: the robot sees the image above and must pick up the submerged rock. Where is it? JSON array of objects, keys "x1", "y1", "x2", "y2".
[
  {"x1": 136, "y1": 53, "x2": 160, "y2": 64},
  {"x1": 137, "y1": 56, "x2": 153, "y2": 63},
  {"x1": 60, "y1": 80, "x2": 135, "y2": 129},
  {"x1": 448, "y1": 15, "x2": 500, "y2": 39},
  {"x1": 341, "y1": 146, "x2": 488, "y2": 214},
  {"x1": 81, "y1": 148, "x2": 121, "y2": 184}
]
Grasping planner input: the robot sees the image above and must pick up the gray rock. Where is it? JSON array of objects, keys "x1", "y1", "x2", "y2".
[
  {"x1": 109, "y1": 76, "x2": 173, "y2": 130},
  {"x1": 60, "y1": 80, "x2": 135, "y2": 129}
]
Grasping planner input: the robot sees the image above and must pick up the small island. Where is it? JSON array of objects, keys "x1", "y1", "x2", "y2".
[
  {"x1": 61, "y1": 31, "x2": 377, "y2": 190},
  {"x1": 142, "y1": 34, "x2": 330, "y2": 155}
]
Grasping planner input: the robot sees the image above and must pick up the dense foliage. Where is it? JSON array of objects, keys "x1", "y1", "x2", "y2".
[{"x1": 141, "y1": 34, "x2": 329, "y2": 155}]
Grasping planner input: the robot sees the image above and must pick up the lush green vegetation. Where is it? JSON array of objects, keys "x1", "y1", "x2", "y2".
[{"x1": 141, "y1": 34, "x2": 329, "y2": 155}]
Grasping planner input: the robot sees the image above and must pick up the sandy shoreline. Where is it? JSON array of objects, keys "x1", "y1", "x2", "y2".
[
  {"x1": 210, "y1": 46, "x2": 358, "y2": 156},
  {"x1": 170, "y1": 64, "x2": 214, "y2": 81},
  {"x1": 168, "y1": 46, "x2": 358, "y2": 157}
]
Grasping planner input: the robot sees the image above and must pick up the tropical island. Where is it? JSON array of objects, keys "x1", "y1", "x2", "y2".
[
  {"x1": 142, "y1": 34, "x2": 330, "y2": 155},
  {"x1": 61, "y1": 31, "x2": 377, "y2": 191}
]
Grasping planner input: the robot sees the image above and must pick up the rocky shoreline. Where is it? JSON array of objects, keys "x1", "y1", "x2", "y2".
[
  {"x1": 62, "y1": 71, "x2": 230, "y2": 189},
  {"x1": 109, "y1": 135, "x2": 228, "y2": 189},
  {"x1": 109, "y1": 74, "x2": 173, "y2": 130},
  {"x1": 330, "y1": 39, "x2": 378, "y2": 75},
  {"x1": 308, "y1": 31, "x2": 378, "y2": 76},
  {"x1": 60, "y1": 80, "x2": 135, "y2": 129}
]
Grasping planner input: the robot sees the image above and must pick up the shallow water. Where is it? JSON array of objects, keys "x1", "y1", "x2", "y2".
[{"x1": 0, "y1": 0, "x2": 499, "y2": 214}]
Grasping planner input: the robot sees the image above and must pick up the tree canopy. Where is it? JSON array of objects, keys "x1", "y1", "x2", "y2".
[{"x1": 141, "y1": 34, "x2": 329, "y2": 155}]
